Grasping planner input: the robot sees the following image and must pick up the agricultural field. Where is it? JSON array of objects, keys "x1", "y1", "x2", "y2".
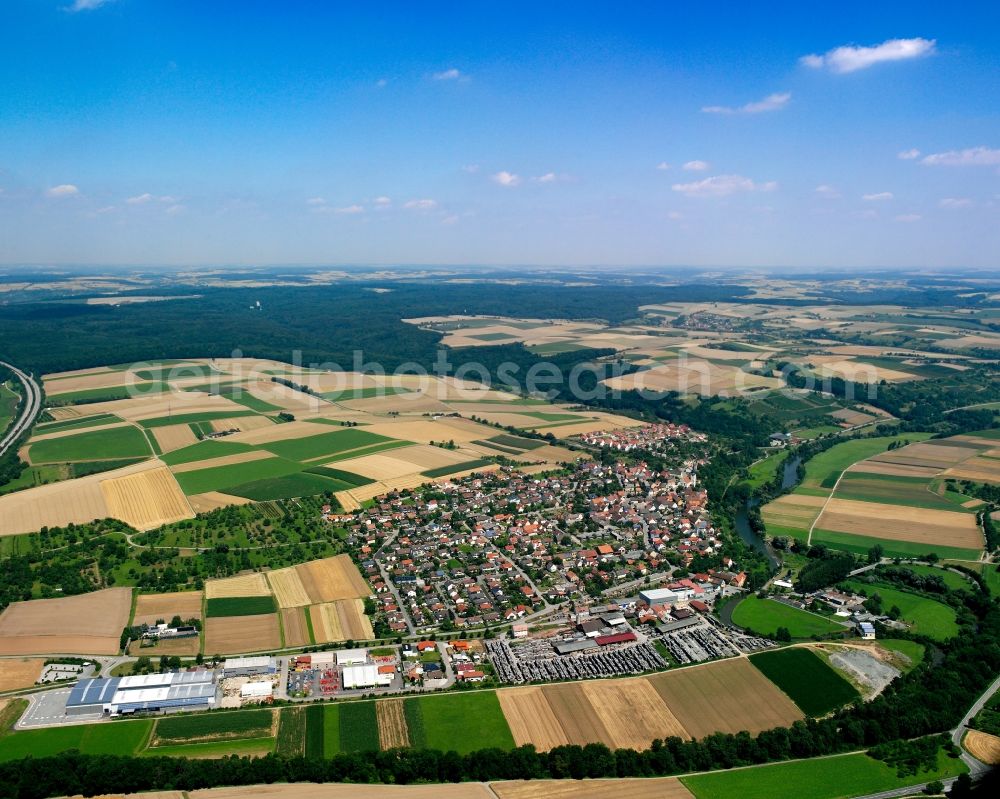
[
  {"x1": 498, "y1": 658, "x2": 802, "y2": 751},
  {"x1": 132, "y1": 590, "x2": 203, "y2": 626},
  {"x1": 405, "y1": 692, "x2": 515, "y2": 754},
  {"x1": 0, "y1": 718, "x2": 153, "y2": 762},
  {"x1": 680, "y1": 749, "x2": 967, "y2": 799},
  {"x1": 152, "y1": 708, "x2": 275, "y2": 746},
  {"x1": 309, "y1": 599, "x2": 373, "y2": 643},
  {"x1": 204, "y1": 613, "x2": 281, "y2": 655},
  {"x1": 0, "y1": 587, "x2": 131, "y2": 655},
  {"x1": 192, "y1": 785, "x2": 495, "y2": 799},
  {"x1": 205, "y1": 596, "x2": 277, "y2": 617},
  {"x1": 493, "y1": 780, "x2": 694, "y2": 799},
  {"x1": 0, "y1": 658, "x2": 44, "y2": 692},
  {"x1": 731, "y1": 595, "x2": 847, "y2": 639},
  {"x1": 749, "y1": 648, "x2": 860, "y2": 716},
  {"x1": 842, "y1": 580, "x2": 960, "y2": 641}
]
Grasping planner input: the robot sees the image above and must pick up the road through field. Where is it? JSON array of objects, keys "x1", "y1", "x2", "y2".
[{"x1": 0, "y1": 362, "x2": 41, "y2": 460}]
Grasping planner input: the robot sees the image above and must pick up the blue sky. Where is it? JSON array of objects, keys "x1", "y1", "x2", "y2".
[{"x1": 1, "y1": 1, "x2": 998, "y2": 269}]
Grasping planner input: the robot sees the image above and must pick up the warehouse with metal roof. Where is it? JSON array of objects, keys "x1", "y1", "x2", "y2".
[{"x1": 66, "y1": 671, "x2": 217, "y2": 717}]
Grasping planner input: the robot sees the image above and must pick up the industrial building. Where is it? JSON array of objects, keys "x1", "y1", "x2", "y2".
[
  {"x1": 336, "y1": 648, "x2": 368, "y2": 666},
  {"x1": 342, "y1": 663, "x2": 393, "y2": 689},
  {"x1": 223, "y1": 656, "x2": 277, "y2": 678},
  {"x1": 66, "y1": 671, "x2": 217, "y2": 716}
]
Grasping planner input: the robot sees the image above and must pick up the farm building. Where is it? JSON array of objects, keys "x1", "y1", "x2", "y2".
[
  {"x1": 859, "y1": 622, "x2": 876, "y2": 640},
  {"x1": 342, "y1": 663, "x2": 392, "y2": 689},
  {"x1": 67, "y1": 671, "x2": 217, "y2": 716},
  {"x1": 223, "y1": 656, "x2": 276, "y2": 678},
  {"x1": 336, "y1": 648, "x2": 368, "y2": 666}
]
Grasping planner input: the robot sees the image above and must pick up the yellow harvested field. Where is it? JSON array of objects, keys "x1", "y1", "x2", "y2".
[
  {"x1": 363, "y1": 418, "x2": 491, "y2": 444},
  {"x1": 333, "y1": 490, "x2": 360, "y2": 512},
  {"x1": 297, "y1": 555, "x2": 370, "y2": 603},
  {"x1": 579, "y1": 678, "x2": 687, "y2": 750},
  {"x1": 0, "y1": 587, "x2": 132, "y2": 655},
  {"x1": 246, "y1": 381, "x2": 325, "y2": 413},
  {"x1": 603, "y1": 361, "x2": 781, "y2": 396},
  {"x1": 493, "y1": 779, "x2": 694, "y2": 799},
  {"x1": 280, "y1": 608, "x2": 311, "y2": 648},
  {"x1": 133, "y1": 591, "x2": 203, "y2": 626},
  {"x1": 100, "y1": 466, "x2": 194, "y2": 530},
  {"x1": 191, "y1": 783, "x2": 495, "y2": 799},
  {"x1": 229, "y1": 420, "x2": 336, "y2": 445},
  {"x1": 814, "y1": 359, "x2": 917, "y2": 382},
  {"x1": 965, "y1": 730, "x2": 1000, "y2": 765},
  {"x1": 170, "y1": 450, "x2": 275, "y2": 474},
  {"x1": 204, "y1": 614, "x2": 280, "y2": 655},
  {"x1": 377, "y1": 698, "x2": 410, "y2": 749},
  {"x1": 43, "y1": 366, "x2": 117, "y2": 381},
  {"x1": 848, "y1": 461, "x2": 941, "y2": 478},
  {"x1": 204, "y1": 572, "x2": 271, "y2": 599},
  {"x1": 0, "y1": 658, "x2": 45, "y2": 691},
  {"x1": 761, "y1": 493, "x2": 826, "y2": 529},
  {"x1": 152, "y1": 423, "x2": 199, "y2": 453},
  {"x1": 310, "y1": 599, "x2": 373, "y2": 643},
  {"x1": 872, "y1": 442, "x2": 981, "y2": 468},
  {"x1": 341, "y1": 395, "x2": 450, "y2": 414},
  {"x1": 29, "y1": 421, "x2": 132, "y2": 444},
  {"x1": 646, "y1": 658, "x2": 803, "y2": 740},
  {"x1": 498, "y1": 687, "x2": 570, "y2": 751},
  {"x1": 0, "y1": 459, "x2": 159, "y2": 537},
  {"x1": 267, "y1": 567, "x2": 312, "y2": 609},
  {"x1": 330, "y1": 452, "x2": 427, "y2": 481},
  {"x1": 944, "y1": 457, "x2": 1000, "y2": 485},
  {"x1": 210, "y1": 415, "x2": 274, "y2": 433},
  {"x1": 816, "y1": 498, "x2": 982, "y2": 549},
  {"x1": 44, "y1": 371, "x2": 134, "y2": 395},
  {"x1": 112, "y1": 393, "x2": 247, "y2": 423},
  {"x1": 188, "y1": 491, "x2": 252, "y2": 513}
]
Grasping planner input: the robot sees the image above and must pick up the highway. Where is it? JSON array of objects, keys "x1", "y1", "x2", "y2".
[{"x1": 0, "y1": 360, "x2": 41, "y2": 459}]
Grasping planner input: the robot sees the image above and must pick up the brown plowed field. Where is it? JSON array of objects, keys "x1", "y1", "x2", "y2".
[
  {"x1": 204, "y1": 614, "x2": 280, "y2": 655},
  {"x1": 871, "y1": 442, "x2": 980, "y2": 468},
  {"x1": 493, "y1": 778, "x2": 694, "y2": 799},
  {"x1": 280, "y1": 608, "x2": 310, "y2": 648},
  {"x1": 152, "y1": 424, "x2": 199, "y2": 453},
  {"x1": 191, "y1": 783, "x2": 495, "y2": 799},
  {"x1": 965, "y1": 730, "x2": 1000, "y2": 765},
  {"x1": 646, "y1": 658, "x2": 803, "y2": 739},
  {"x1": 944, "y1": 457, "x2": 1000, "y2": 485},
  {"x1": 0, "y1": 587, "x2": 132, "y2": 655},
  {"x1": 133, "y1": 591, "x2": 203, "y2": 626},
  {"x1": 211, "y1": 416, "x2": 273, "y2": 433},
  {"x1": 204, "y1": 573, "x2": 271, "y2": 599},
  {"x1": 816, "y1": 498, "x2": 982, "y2": 549},
  {"x1": 188, "y1": 491, "x2": 252, "y2": 513},
  {"x1": 0, "y1": 658, "x2": 45, "y2": 691},
  {"x1": 538, "y1": 682, "x2": 612, "y2": 746},
  {"x1": 298, "y1": 555, "x2": 370, "y2": 603},
  {"x1": 100, "y1": 466, "x2": 194, "y2": 530},
  {"x1": 580, "y1": 678, "x2": 687, "y2": 750},
  {"x1": 848, "y1": 461, "x2": 940, "y2": 478},
  {"x1": 377, "y1": 698, "x2": 410, "y2": 749}
]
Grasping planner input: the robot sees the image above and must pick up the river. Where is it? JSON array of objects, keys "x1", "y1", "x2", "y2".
[{"x1": 734, "y1": 455, "x2": 801, "y2": 569}]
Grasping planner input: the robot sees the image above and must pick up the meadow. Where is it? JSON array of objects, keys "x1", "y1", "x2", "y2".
[
  {"x1": 0, "y1": 719, "x2": 152, "y2": 762},
  {"x1": 731, "y1": 596, "x2": 847, "y2": 639},
  {"x1": 205, "y1": 595, "x2": 277, "y2": 617},
  {"x1": 28, "y1": 425, "x2": 152, "y2": 463},
  {"x1": 842, "y1": 580, "x2": 959, "y2": 641},
  {"x1": 680, "y1": 750, "x2": 967, "y2": 799},
  {"x1": 154, "y1": 708, "x2": 273, "y2": 743},
  {"x1": 749, "y1": 648, "x2": 860, "y2": 716},
  {"x1": 405, "y1": 692, "x2": 515, "y2": 754}
]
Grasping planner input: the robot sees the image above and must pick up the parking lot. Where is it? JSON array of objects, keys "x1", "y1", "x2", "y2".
[
  {"x1": 487, "y1": 638, "x2": 668, "y2": 683},
  {"x1": 16, "y1": 688, "x2": 88, "y2": 729}
]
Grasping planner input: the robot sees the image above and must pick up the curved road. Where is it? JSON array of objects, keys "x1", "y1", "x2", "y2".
[{"x1": 0, "y1": 360, "x2": 41, "y2": 459}]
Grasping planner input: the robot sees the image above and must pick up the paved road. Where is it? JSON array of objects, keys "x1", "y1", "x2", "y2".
[{"x1": 0, "y1": 361, "x2": 41, "y2": 459}]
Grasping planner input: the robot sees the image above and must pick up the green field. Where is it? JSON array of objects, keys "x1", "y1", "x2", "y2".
[
  {"x1": 0, "y1": 719, "x2": 152, "y2": 762},
  {"x1": 843, "y1": 580, "x2": 959, "y2": 641},
  {"x1": 516, "y1": 411, "x2": 582, "y2": 423},
  {"x1": 403, "y1": 692, "x2": 514, "y2": 754},
  {"x1": 47, "y1": 382, "x2": 167, "y2": 405},
  {"x1": 205, "y1": 595, "x2": 277, "y2": 617},
  {"x1": 681, "y1": 750, "x2": 967, "y2": 799},
  {"x1": 800, "y1": 434, "x2": 933, "y2": 490},
  {"x1": 138, "y1": 410, "x2": 258, "y2": 429},
  {"x1": 134, "y1": 364, "x2": 216, "y2": 381},
  {"x1": 154, "y1": 708, "x2": 273, "y2": 742},
  {"x1": 303, "y1": 466, "x2": 374, "y2": 487},
  {"x1": 261, "y1": 428, "x2": 392, "y2": 461},
  {"x1": 28, "y1": 424, "x2": 152, "y2": 463},
  {"x1": 320, "y1": 386, "x2": 414, "y2": 401},
  {"x1": 173, "y1": 456, "x2": 304, "y2": 495},
  {"x1": 742, "y1": 451, "x2": 790, "y2": 490},
  {"x1": 896, "y1": 563, "x2": 974, "y2": 591},
  {"x1": 750, "y1": 648, "x2": 860, "y2": 716},
  {"x1": 275, "y1": 707, "x2": 306, "y2": 756},
  {"x1": 810, "y1": 528, "x2": 982, "y2": 561},
  {"x1": 336, "y1": 702, "x2": 380, "y2": 752},
  {"x1": 226, "y1": 471, "x2": 353, "y2": 500},
  {"x1": 732, "y1": 596, "x2": 846, "y2": 639},
  {"x1": 209, "y1": 386, "x2": 284, "y2": 413},
  {"x1": 835, "y1": 472, "x2": 974, "y2": 512},
  {"x1": 33, "y1": 413, "x2": 120, "y2": 435},
  {"x1": 0, "y1": 382, "x2": 18, "y2": 432},
  {"x1": 160, "y1": 439, "x2": 256, "y2": 466},
  {"x1": 487, "y1": 434, "x2": 545, "y2": 450},
  {"x1": 143, "y1": 738, "x2": 275, "y2": 758},
  {"x1": 422, "y1": 459, "x2": 493, "y2": 478},
  {"x1": 878, "y1": 639, "x2": 926, "y2": 671}
]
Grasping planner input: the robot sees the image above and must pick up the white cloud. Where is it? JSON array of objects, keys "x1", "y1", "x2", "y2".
[
  {"x1": 404, "y1": 198, "x2": 437, "y2": 210},
  {"x1": 682, "y1": 160, "x2": 710, "y2": 171},
  {"x1": 535, "y1": 172, "x2": 558, "y2": 183},
  {"x1": 461, "y1": 164, "x2": 480, "y2": 173},
  {"x1": 939, "y1": 197, "x2": 973, "y2": 208},
  {"x1": 666, "y1": 211, "x2": 684, "y2": 220},
  {"x1": 441, "y1": 215, "x2": 459, "y2": 225},
  {"x1": 127, "y1": 193, "x2": 154, "y2": 204},
  {"x1": 921, "y1": 146, "x2": 1000, "y2": 166},
  {"x1": 801, "y1": 37, "x2": 936, "y2": 73},
  {"x1": 376, "y1": 78, "x2": 388, "y2": 88},
  {"x1": 671, "y1": 174, "x2": 775, "y2": 198},
  {"x1": 895, "y1": 213, "x2": 922, "y2": 222},
  {"x1": 95, "y1": 205, "x2": 115, "y2": 214},
  {"x1": 68, "y1": 0, "x2": 116, "y2": 11},
  {"x1": 898, "y1": 148, "x2": 921, "y2": 160},
  {"x1": 656, "y1": 162, "x2": 671, "y2": 171},
  {"x1": 46, "y1": 184, "x2": 79, "y2": 197},
  {"x1": 815, "y1": 184, "x2": 842, "y2": 198},
  {"x1": 433, "y1": 68, "x2": 463, "y2": 81},
  {"x1": 702, "y1": 92, "x2": 791, "y2": 115},
  {"x1": 334, "y1": 204, "x2": 365, "y2": 215},
  {"x1": 306, "y1": 197, "x2": 326, "y2": 206},
  {"x1": 863, "y1": 192, "x2": 894, "y2": 202},
  {"x1": 373, "y1": 196, "x2": 392, "y2": 207},
  {"x1": 491, "y1": 171, "x2": 521, "y2": 187},
  {"x1": 165, "y1": 204, "x2": 185, "y2": 216}
]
